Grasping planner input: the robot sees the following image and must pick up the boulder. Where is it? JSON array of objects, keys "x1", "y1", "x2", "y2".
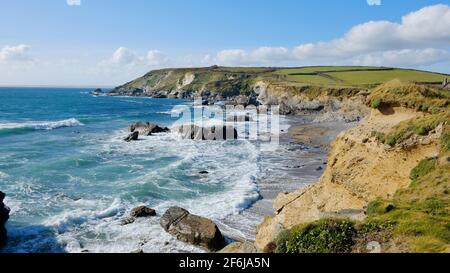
[
  {"x1": 129, "y1": 122, "x2": 170, "y2": 136},
  {"x1": 160, "y1": 207, "x2": 225, "y2": 251},
  {"x1": 0, "y1": 191, "x2": 10, "y2": 248},
  {"x1": 121, "y1": 206, "x2": 156, "y2": 225},
  {"x1": 124, "y1": 131, "x2": 139, "y2": 142},
  {"x1": 173, "y1": 125, "x2": 238, "y2": 140},
  {"x1": 218, "y1": 242, "x2": 259, "y2": 253},
  {"x1": 130, "y1": 206, "x2": 156, "y2": 218}
]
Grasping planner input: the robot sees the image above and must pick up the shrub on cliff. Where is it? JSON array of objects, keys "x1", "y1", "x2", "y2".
[
  {"x1": 274, "y1": 218, "x2": 357, "y2": 253},
  {"x1": 365, "y1": 160, "x2": 449, "y2": 252},
  {"x1": 370, "y1": 98, "x2": 383, "y2": 109},
  {"x1": 367, "y1": 80, "x2": 450, "y2": 111},
  {"x1": 410, "y1": 157, "x2": 436, "y2": 182}
]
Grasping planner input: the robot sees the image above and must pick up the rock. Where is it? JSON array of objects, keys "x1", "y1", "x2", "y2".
[
  {"x1": 130, "y1": 206, "x2": 156, "y2": 218},
  {"x1": 129, "y1": 122, "x2": 170, "y2": 136},
  {"x1": 199, "y1": 171, "x2": 209, "y2": 174},
  {"x1": 121, "y1": 206, "x2": 156, "y2": 225},
  {"x1": 131, "y1": 249, "x2": 144, "y2": 254},
  {"x1": 120, "y1": 217, "x2": 136, "y2": 226},
  {"x1": 316, "y1": 166, "x2": 323, "y2": 171},
  {"x1": 160, "y1": 207, "x2": 225, "y2": 251},
  {"x1": 218, "y1": 242, "x2": 259, "y2": 253},
  {"x1": 124, "y1": 131, "x2": 139, "y2": 142},
  {"x1": 90, "y1": 88, "x2": 107, "y2": 96},
  {"x1": 173, "y1": 125, "x2": 238, "y2": 140},
  {"x1": 0, "y1": 191, "x2": 10, "y2": 248}
]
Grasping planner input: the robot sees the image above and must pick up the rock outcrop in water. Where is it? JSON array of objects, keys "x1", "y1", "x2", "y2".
[
  {"x1": 160, "y1": 207, "x2": 226, "y2": 251},
  {"x1": 129, "y1": 122, "x2": 170, "y2": 136},
  {"x1": 173, "y1": 124, "x2": 238, "y2": 140},
  {"x1": 130, "y1": 206, "x2": 156, "y2": 218},
  {"x1": 124, "y1": 131, "x2": 139, "y2": 142},
  {"x1": 0, "y1": 191, "x2": 10, "y2": 248},
  {"x1": 121, "y1": 206, "x2": 157, "y2": 225}
]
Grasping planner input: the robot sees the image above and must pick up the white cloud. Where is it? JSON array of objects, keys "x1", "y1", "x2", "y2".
[
  {"x1": 66, "y1": 0, "x2": 81, "y2": 6},
  {"x1": 110, "y1": 47, "x2": 139, "y2": 65},
  {"x1": 293, "y1": 4, "x2": 450, "y2": 60},
  {"x1": 250, "y1": 47, "x2": 290, "y2": 63},
  {"x1": 367, "y1": 0, "x2": 381, "y2": 6},
  {"x1": 216, "y1": 49, "x2": 249, "y2": 66},
  {"x1": 0, "y1": 44, "x2": 32, "y2": 63},
  {"x1": 146, "y1": 50, "x2": 168, "y2": 66},
  {"x1": 215, "y1": 46, "x2": 291, "y2": 66}
]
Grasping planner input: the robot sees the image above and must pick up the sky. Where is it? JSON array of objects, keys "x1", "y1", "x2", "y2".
[{"x1": 0, "y1": 0, "x2": 449, "y2": 87}]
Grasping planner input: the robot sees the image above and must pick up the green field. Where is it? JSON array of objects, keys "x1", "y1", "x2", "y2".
[
  {"x1": 269, "y1": 67, "x2": 449, "y2": 87},
  {"x1": 115, "y1": 65, "x2": 450, "y2": 97},
  {"x1": 275, "y1": 66, "x2": 384, "y2": 75},
  {"x1": 327, "y1": 69, "x2": 448, "y2": 86}
]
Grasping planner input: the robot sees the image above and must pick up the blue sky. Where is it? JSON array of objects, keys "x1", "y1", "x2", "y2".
[{"x1": 0, "y1": 0, "x2": 449, "y2": 86}]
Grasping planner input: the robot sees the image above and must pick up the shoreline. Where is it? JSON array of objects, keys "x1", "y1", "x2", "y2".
[{"x1": 219, "y1": 115, "x2": 354, "y2": 244}]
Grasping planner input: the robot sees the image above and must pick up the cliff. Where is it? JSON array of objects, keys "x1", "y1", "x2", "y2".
[
  {"x1": 255, "y1": 81, "x2": 450, "y2": 253},
  {"x1": 108, "y1": 66, "x2": 447, "y2": 117}
]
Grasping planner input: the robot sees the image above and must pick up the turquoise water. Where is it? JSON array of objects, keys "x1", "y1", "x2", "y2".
[{"x1": 0, "y1": 87, "x2": 261, "y2": 253}]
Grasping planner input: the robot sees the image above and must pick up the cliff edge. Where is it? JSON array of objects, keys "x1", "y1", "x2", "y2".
[{"x1": 255, "y1": 81, "x2": 449, "y2": 253}]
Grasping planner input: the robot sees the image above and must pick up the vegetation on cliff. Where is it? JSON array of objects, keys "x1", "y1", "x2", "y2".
[
  {"x1": 271, "y1": 81, "x2": 449, "y2": 253},
  {"x1": 110, "y1": 66, "x2": 449, "y2": 99}
]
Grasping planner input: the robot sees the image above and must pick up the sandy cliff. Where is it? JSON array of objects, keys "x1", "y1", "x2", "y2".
[{"x1": 255, "y1": 106, "x2": 443, "y2": 250}]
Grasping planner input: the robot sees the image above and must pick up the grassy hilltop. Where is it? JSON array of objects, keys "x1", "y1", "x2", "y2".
[{"x1": 112, "y1": 66, "x2": 449, "y2": 98}]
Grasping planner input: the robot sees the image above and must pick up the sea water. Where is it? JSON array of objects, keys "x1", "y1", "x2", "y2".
[
  {"x1": 0, "y1": 87, "x2": 269, "y2": 253},
  {"x1": 0, "y1": 87, "x2": 323, "y2": 253}
]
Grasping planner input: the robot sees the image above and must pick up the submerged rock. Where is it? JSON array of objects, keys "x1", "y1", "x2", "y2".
[
  {"x1": 173, "y1": 125, "x2": 238, "y2": 140},
  {"x1": 0, "y1": 191, "x2": 10, "y2": 248},
  {"x1": 90, "y1": 88, "x2": 105, "y2": 96},
  {"x1": 160, "y1": 207, "x2": 225, "y2": 251},
  {"x1": 124, "y1": 131, "x2": 139, "y2": 142},
  {"x1": 129, "y1": 122, "x2": 170, "y2": 136}
]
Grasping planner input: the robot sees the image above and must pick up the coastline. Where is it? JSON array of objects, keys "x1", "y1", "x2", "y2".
[{"x1": 219, "y1": 115, "x2": 354, "y2": 244}]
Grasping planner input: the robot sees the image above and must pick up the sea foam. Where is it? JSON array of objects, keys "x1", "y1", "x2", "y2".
[{"x1": 0, "y1": 118, "x2": 84, "y2": 131}]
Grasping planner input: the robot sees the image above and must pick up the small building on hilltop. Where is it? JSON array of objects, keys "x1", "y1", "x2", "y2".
[{"x1": 443, "y1": 78, "x2": 450, "y2": 89}]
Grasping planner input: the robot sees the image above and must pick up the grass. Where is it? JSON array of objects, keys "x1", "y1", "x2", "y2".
[
  {"x1": 364, "y1": 160, "x2": 450, "y2": 252},
  {"x1": 327, "y1": 69, "x2": 448, "y2": 86},
  {"x1": 410, "y1": 158, "x2": 437, "y2": 183},
  {"x1": 380, "y1": 111, "x2": 449, "y2": 146},
  {"x1": 274, "y1": 66, "x2": 384, "y2": 75},
  {"x1": 367, "y1": 80, "x2": 450, "y2": 111},
  {"x1": 116, "y1": 66, "x2": 450, "y2": 96},
  {"x1": 284, "y1": 74, "x2": 339, "y2": 85},
  {"x1": 274, "y1": 218, "x2": 357, "y2": 253}
]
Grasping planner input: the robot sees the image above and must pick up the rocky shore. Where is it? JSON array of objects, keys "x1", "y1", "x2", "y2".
[{"x1": 0, "y1": 191, "x2": 10, "y2": 248}]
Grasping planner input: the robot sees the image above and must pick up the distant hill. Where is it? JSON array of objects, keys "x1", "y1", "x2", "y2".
[{"x1": 110, "y1": 66, "x2": 449, "y2": 98}]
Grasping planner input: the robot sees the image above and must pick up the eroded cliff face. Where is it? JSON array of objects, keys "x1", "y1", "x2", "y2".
[
  {"x1": 255, "y1": 106, "x2": 442, "y2": 250},
  {"x1": 109, "y1": 68, "x2": 371, "y2": 119},
  {"x1": 254, "y1": 80, "x2": 369, "y2": 120}
]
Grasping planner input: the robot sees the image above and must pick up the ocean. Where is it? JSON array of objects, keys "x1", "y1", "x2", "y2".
[{"x1": 0, "y1": 87, "x2": 323, "y2": 253}]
